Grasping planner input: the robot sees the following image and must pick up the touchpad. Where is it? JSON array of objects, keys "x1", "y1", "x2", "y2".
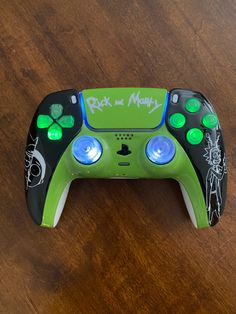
[{"x1": 81, "y1": 88, "x2": 168, "y2": 129}]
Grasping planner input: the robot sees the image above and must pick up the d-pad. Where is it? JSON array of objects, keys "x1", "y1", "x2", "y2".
[{"x1": 37, "y1": 104, "x2": 74, "y2": 140}]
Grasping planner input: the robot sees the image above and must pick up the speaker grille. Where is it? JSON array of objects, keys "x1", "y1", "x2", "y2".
[{"x1": 115, "y1": 133, "x2": 134, "y2": 140}]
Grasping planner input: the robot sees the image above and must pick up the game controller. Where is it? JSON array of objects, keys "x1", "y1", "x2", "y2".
[{"x1": 24, "y1": 88, "x2": 227, "y2": 228}]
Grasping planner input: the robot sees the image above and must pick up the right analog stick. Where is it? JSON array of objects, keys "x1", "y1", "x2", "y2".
[{"x1": 146, "y1": 136, "x2": 176, "y2": 165}]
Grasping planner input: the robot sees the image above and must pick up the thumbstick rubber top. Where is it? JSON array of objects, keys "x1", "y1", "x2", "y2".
[
  {"x1": 72, "y1": 136, "x2": 102, "y2": 164},
  {"x1": 146, "y1": 135, "x2": 176, "y2": 165}
]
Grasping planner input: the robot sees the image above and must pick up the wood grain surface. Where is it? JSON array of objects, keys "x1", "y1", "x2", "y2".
[{"x1": 0, "y1": 0, "x2": 236, "y2": 313}]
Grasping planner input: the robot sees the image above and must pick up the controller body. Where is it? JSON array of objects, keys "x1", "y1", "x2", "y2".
[{"x1": 24, "y1": 88, "x2": 227, "y2": 228}]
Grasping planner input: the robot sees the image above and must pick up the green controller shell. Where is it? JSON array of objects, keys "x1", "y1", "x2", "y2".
[{"x1": 42, "y1": 124, "x2": 209, "y2": 228}]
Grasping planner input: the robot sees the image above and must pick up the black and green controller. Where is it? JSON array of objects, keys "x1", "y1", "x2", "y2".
[{"x1": 24, "y1": 88, "x2": 227, "y2": 228}]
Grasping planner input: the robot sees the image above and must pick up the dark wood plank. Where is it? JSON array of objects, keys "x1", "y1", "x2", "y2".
[{"x1": 0, "y1": 0, "x2": 235, "y2": 313}]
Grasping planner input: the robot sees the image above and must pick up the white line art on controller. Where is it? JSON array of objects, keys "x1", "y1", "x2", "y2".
[
  {"x1": 204, "y1": 133, "x2": 227, "y2": 224},
  {"x1": 25, "y1": 135, "x2": 46, "y2": 189}
]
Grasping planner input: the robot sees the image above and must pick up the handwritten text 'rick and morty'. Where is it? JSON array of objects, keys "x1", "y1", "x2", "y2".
[{"x1": 86, "y1": 92, "x2": 163, "y2": 114}]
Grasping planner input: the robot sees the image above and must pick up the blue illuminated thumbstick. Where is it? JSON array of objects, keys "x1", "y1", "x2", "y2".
[
  {"x1": 146, "y1": 136, "x2": 176, "y2": 165},
  {"x1": 72, "y1": 136, "x2": 102, "y2": 164}
]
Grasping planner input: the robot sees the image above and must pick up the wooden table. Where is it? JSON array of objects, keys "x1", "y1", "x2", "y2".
[{"x1": 0, "y1": 1, "x2": 235, "y2": 313}]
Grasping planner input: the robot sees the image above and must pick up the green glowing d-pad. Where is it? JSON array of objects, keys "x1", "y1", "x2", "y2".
[{"x1": 37, "y1": 104, "x2": 75, "y2": 140}]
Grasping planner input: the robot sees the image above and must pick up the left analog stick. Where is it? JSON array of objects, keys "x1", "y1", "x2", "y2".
[{"x1": 72, "y1": 136, "x2": 102, "y2": 164}]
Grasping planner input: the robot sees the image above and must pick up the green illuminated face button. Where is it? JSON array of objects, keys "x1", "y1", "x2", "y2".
[
  {"x1": 50, "y1": 104, "x2": 63, "y2": 119},
  {"x1": 186, "y1": 128, "x2": 204, "y2": 145},
  {"x1": 47, "y1": 123, "x2": 62, "y2": 140},
  {"x1": 202, "y1": 113, "x2": 218, "y2": 128},
  {"x1": 169, "y1": 113, "x2": 186, "y2": 128},
  {"x1": 185, "y1": 98, "x2": 201, "y2": 113},
  {"x1": 58, "y1": 115, "x2": 74, "y2": 128},
  {"x1": 37, "y1": 115, "x2": 53, "y2": 128}
]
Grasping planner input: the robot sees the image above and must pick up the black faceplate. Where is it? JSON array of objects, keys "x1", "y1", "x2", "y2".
[
  {"x1": 166, "y1": 89, "x2": 227, "y2": 226},
  {"x1": 24, "y1": 89, "x2": 83, "y2": 224}
]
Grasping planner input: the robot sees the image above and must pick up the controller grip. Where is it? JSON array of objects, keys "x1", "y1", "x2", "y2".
[
  {"x1": 174, "y1": 159, "x2": 209, "y2": 228},
  {"x1": 176, "y1": 146, "x2": 227, "y2": 228},
  {"x1": 179, "y1": 181, "x2": 208, "y2": 228},
  {"x1": 41, "y1": 160, "x2": 72, "y2": 227},
  {"x1": 25, "y1": 147, "x2": 72, "y2": 227}
]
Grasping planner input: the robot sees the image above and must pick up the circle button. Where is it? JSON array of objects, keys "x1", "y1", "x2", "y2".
[
  {"x1": 72, "y1": 136, "x2": 102, "y2": 164},
  {"x1": 169, "y1": 113, "x2": 186, "y2": 128},
  {"x1": 185, "y1": 98, "x2": 201, "y2": 113},
  {"x1": 186, "y1": 128, "x2": 204, "y2": 145},
  {"x1": 146, "y1": 136, "x2": 176, "y2": 165},
  {"x1": 202, "y1": 113, "x2": 218, "y2": 129}
]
